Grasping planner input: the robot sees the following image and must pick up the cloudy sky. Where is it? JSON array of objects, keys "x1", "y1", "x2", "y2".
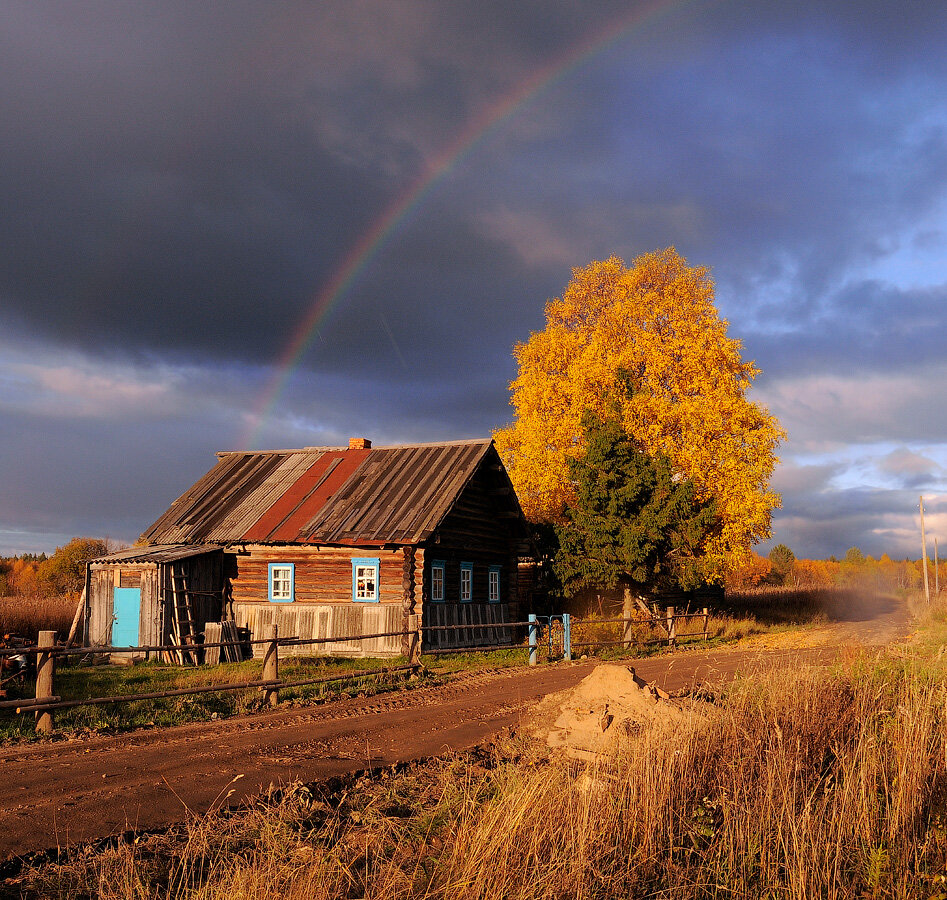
[{"x1": 2, "y1": 0, "x2": 947, "y2": 560}]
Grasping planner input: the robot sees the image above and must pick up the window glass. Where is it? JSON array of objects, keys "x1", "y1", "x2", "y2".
[
  {"x1": 489, "y1": 567, "x2": 500, "y2": 603},
  {"x1": 269, "y1": 563, "x2": 294, "y2": 602},
  {"x1": 431, "y1": 561, "x2": 445, "y2": 602},
  {"x1": 352, "y1": 558, "x2": 380, "y2": 602},
  {"x1": 460, "y1": 563, "x2": 472, "y2": 602}
]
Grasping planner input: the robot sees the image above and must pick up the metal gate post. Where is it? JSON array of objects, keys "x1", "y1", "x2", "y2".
[
  {"x1": 528, "y1": 614, "x2": 538, "y2": 666},
  {"x1": 562, "y1": 614, "x2": 571, "y2": 661}
]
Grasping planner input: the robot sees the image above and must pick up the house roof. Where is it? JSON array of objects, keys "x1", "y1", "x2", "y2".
[
  {"x1": 140, "y1": 439, "x2": 515, "y2": 547},
  {"x1": 90, "y1": 544, "x2": 222, "y2": 565}
]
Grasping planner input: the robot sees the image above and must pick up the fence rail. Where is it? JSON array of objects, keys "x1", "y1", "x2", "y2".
[
  {"x1": 18, "y1": 664, "x2": 419, "y2": 715},
  {"x1": 421, "y1": 620, "x2": 531, "y2": 632},
  {"x1": 0, "y1": 629, "x2": 416, "y2": 660}
]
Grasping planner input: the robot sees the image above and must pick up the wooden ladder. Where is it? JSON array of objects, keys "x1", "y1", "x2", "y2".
[{"x1": 170, "y1": 566, "x2": 198, "y2": 664}]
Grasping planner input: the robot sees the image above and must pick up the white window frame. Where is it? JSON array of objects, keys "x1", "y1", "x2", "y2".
[
  {"x1": 488, "y1": 566, "x2": 501, "y2": 603},
  {"x1": 268, "y1": 563, "x2": 295, "y2": 603},
  {"x1": 460, "y1": 562, "x2": 473, "y2": 603},
  {"x1": 431, "y1": 560, "x2": 446, "y2": 603},
  {"x1": 352, "y1": 557, "x2": 380, "y2": 602}
]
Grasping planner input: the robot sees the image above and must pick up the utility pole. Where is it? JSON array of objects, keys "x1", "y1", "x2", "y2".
[{"x1": 921, "y1": 496, "x2": 931, "y2": 603}]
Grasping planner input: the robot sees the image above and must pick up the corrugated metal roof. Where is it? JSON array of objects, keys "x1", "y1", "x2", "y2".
[
  {"x1": 91, "y1": 544, "x2": 222, "y2": 565},
  {"x1": 140, "y1": 440, "x2": 500, "y2": 547}
]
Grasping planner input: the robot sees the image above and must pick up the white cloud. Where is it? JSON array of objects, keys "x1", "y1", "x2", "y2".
[
  {"x1": 756, "y1": 366, "x2": 947, "y2": 448},
  {"x1": 0, "y1": 350, "x2": 180, "y2": 419}
]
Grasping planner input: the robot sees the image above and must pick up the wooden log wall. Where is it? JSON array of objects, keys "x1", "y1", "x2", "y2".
[
  {"x1": 228, "y1": 545, "x2": 405, "y2": 605},
  {"x1": 434, "y1": 465, "x2": 516, "y2": 557},
  {"x1": 421, "y1": 552, "x2": 509, "y2": 605},
  {"x1": 429, "y1": 453, "x2": 531, "y2": 616}
]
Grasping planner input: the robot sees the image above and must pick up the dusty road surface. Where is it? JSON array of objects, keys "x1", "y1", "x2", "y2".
[{"x1": 0, "y1": 592, "x2": 912, "y2": 859}]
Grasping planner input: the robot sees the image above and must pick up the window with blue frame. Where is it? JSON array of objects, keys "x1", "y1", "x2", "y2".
[
  {"x1": 431, "y1": 560, "x2": 446, "y2": 602},
  {"x1": 460, "y1": 562, "x2": 473, "y2": 602},
  {"x1": 352, "y1": 558, "x2": 380, "y2": 602},
  {"x1": 488, "y1": 566, "x2": 501, "y2": 603},
  {"x1": 268, "y1": 563, "x2": 295, "y2": 602}
]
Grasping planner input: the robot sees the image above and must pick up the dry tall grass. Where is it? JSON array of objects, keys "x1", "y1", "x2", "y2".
[
  {"x1": 0, "y1": 591, "x2": 76, "y2": 640},
  {"x1": 15, "y1": 646, "x2": 947, "y2": 899}
]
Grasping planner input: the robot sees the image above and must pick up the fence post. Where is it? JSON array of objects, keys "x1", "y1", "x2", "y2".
[
  {"x1": 528, "y1": 614, "x2": 538, "y2": 666},
  {"x1": 702, "y1": 607, "x2": 710, "y2": 641},
  {"x1": 407, "y1": 613, "x2": 421, "y2": 667},
  {"x1": 622, "y1": 588, "x2": 633, "y2": 649},
  {"x1": 35, "y1": 630, "x2": 56, "y2": 734},
  {"x1": 562, "y1": 614, "x2": 571, "y2": 661},
  {"x1": 666, "y1": 606, "x2": 676, "y2": 647},
  {"x1": 262, "y1": 623, "x2": 279, "y2": 707}
]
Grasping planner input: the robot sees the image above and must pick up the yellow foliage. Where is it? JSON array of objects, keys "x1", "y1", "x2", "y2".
[
  {"x1": 494, "y1": 249, "x2": 785, "y2": 581},
  {"x1": 724, "y1": 552, "x2": 773, "y2": 590},
  {"x1": 792, "y1": 558, "x2": 839, "y2": 587}
]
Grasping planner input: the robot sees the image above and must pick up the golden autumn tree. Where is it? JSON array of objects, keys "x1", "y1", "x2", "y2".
[{"x1": 494, "y1": 249, "x2": 785, "y2": 582}]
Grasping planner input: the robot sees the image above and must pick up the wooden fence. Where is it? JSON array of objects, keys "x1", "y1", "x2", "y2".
[
  {"x1": 569, "y1": 606, "x2": 712, "y2": 653},
  {"x1": 0, "y1": 607, "x2": 713, "y2": 735},
  {"x1": 0, "y1": 619, "x2": 422, "y2": 735}
]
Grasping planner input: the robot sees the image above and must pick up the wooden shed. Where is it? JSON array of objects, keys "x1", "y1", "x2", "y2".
[
  {"x1": 87, "y1": 544, "x2": 225, "y2": 661},
  {"x1": 89, "y1": 438, "x2": 534, "y2": 659}
]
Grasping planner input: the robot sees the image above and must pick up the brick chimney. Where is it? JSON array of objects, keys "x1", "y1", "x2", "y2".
[{"x1": 349, "y1": 437, "x2": 372, "y2": 450}]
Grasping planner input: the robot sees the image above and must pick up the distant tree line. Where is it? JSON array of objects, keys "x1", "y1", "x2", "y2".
[
  {"x1": 726, "y1": 544, "x2": 935, "y2": 592},
  {"x1": 0, "y1": 537, "x2": 115, "y2": 599}
]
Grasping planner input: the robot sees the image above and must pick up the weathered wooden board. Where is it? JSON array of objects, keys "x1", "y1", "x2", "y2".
[
  {"x1": 424, "y1": 603, "x2": 511, "y2": 650},
  {"x1": 234, "y1": 601, "x2": 404, "y2": 658}
]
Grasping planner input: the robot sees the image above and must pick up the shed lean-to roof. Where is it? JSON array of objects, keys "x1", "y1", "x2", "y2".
[
  {"x1": 140, "y1": 439, "x2": 512, "y2": 547},
  {"x1": 90, "y1": 544, "x2": 222, "y2": 565}
]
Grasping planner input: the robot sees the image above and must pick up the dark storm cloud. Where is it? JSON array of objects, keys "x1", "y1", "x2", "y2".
[
  {"x1": 742, "y1": 280, "x2": 947, "y2": 384},
  {"x1": 4, "y1": 1, "x2": 947, "y2": 553},
  {"x1": 765, "y1": 482, "x2": 923, "y2": 560},
  {"x1": 3, "y1": 1, "x2": 945, "y2": 376},
  {"x1": 0, "y1": 1, "x2": 630, "y2": 366}
]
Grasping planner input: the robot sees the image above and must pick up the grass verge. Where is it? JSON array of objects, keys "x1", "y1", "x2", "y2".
[
  {"x1": 0, "y1": 655, "x2": 421, "y2": 742},
  {"x1": 6, "y1": 593, "x2": 945, "y2": 899}
]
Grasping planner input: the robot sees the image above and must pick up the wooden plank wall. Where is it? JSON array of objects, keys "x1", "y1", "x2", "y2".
[
  {"x1": 229, "y1": 545, "x2": 404, "y2": 604},
  {"x1": 87, "y1": 564, "x2": 160, "y2": 651},
  {"x1": 424, "y1": 603, "x2": 511, "y2": 650},
  {"x1": 235, "y1": 601, "x2": 404, "y2": 658}
]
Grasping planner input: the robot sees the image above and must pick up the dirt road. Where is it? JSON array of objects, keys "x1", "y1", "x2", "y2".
[{"x1": 0, "y1": 593, "x2": 912, "y2": 859}]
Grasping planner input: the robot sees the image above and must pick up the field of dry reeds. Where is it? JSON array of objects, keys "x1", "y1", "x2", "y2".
[
  {"x1": 11, "y1": 596, "x2": 947, "y2": 899},
  {"x1": 0, "y1": 592, "x2": 76, "y2": 641}
]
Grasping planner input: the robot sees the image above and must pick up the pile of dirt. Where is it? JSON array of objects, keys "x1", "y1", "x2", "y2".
[{"x1": 528, "y1": 664, "x2": 692, "y2": 761}]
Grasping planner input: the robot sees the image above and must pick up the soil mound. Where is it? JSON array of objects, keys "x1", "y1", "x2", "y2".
[{"x1": 529, "y1": 664, "x2": 692, "y2": 760}]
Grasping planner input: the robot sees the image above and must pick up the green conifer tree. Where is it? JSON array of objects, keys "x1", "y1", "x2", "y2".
[{"x1": 553, "y1": 408, "x2": 718, "y2": 597}]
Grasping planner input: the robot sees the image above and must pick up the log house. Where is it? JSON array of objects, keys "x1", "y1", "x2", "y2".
[{"x1": 86, "y1": 439, "x2": 533, "y2": 659}]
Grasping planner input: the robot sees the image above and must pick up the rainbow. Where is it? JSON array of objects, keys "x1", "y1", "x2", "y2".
[{"x1": 241, "y1": 0, "x2": 704, "y2": 449}]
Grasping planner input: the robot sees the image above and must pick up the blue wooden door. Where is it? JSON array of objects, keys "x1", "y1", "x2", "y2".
[{"x1": 112, "y1": 588, "x2": 141, "y2": 646}]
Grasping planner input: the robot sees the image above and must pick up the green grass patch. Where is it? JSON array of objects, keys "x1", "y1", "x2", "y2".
[
  {"x1": 420, "y1": 646, "x2": 526, "y2": 673},
  {"x1": 0, "y1": 654, "x2": 420, "y2": 742}
]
